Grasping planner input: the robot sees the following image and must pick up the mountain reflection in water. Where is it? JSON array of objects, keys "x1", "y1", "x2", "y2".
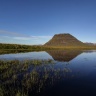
[{"x1": 46, "y1": 50, "x2": 82, "y2": 62}]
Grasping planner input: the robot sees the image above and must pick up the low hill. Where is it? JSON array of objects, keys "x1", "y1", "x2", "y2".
[{"x1": 44, "y1": 33, "x2": 86, "y2": 47}]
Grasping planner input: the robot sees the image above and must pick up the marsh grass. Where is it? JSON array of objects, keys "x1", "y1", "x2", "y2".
[
  {"x1": 0, "y1": 58, "x2": 73, "y2": 96},
  {"x1": 0, "y1": 59, "x2": 55, "y2": 73}
]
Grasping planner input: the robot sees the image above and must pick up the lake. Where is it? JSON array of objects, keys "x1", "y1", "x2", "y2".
[{"x1": 0, "y1": 50, "x2": 96, "y2": 96}]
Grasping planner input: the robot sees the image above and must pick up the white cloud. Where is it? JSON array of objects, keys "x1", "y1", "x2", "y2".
[
  {"x1": 1, "y1": 36, "x2": 11, "y2": 38},
  {"x1": 0, "y1": 30, "x2": 28, "y2": 37},
  {"x1": 13, "y1": 37, "x2": 31, "y2": 40},
  {"x1": 0, "y1": 30, "x2": 52, "y2": 39},
  {"x1": 13, "y1": 36, "x2": 52, "y2": 40},
  {"x1": 0, "y1": 30, "x2": 52, "y2": 44},
  {"x1": 30, "y1": 36, "x2": 52, "y2": 39}
]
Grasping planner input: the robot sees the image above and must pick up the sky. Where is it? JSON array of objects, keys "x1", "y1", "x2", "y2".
[{"x1": 0, "y1": 0, "x2": 96, "y2": 45}]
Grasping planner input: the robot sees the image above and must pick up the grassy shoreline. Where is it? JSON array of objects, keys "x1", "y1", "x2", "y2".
[{"x1": 0, "y1": 43, "x2": 96, "y2": 54}]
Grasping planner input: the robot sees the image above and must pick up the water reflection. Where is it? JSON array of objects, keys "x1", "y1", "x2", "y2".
[
  {"x1": 0, "y1": 51, "x2": 52, "y2": 60},
  {"x1": 0, "y1": 50, "x2": 82, "y2": 61},
  {"x1": 46, "y1": 50, "x2": 82, "y2": 62},
  {"x1": 1, "y1": 50, "x2": 96, "y2": 96}
]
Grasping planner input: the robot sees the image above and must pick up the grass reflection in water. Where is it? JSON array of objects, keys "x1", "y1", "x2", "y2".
[{"x1": 0, "y1": 59, "x2": 72, "y2": 96}]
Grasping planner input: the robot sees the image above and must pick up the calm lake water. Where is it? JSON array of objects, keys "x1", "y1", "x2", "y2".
[{"x1": 0, "y1": 50, "x2": 96, "y2": 96}]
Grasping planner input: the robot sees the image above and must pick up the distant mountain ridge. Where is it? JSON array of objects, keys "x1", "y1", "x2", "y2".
[
  {"x1": 44, "y1": 33, "x2": 86, "y2": 46},
  {"x1": 85, "y1": 42, "x2": 96, "y2": 45}
]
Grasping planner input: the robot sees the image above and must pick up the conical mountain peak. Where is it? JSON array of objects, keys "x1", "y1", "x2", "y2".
[{"x1": 44, "y1": 33, "x2": 85, "y2": 46}]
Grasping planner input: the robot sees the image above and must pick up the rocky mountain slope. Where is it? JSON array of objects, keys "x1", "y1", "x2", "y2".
[{"x1": 44, "y1": 33, "x2": 86, "y2": 46}]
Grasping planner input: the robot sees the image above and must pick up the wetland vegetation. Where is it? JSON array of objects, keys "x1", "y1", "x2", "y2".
[{"x1": 0, "y1": 59, "x2": 72, "y2": 96}]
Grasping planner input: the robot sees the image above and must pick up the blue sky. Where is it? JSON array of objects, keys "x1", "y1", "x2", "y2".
[{"x1": 0, "y1": 0, "x2": 96, "y2": 45}]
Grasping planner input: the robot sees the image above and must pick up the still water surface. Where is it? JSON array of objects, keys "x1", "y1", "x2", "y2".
[{"x1": 0, "y1": 50, "x2": 96, "y2": 96}]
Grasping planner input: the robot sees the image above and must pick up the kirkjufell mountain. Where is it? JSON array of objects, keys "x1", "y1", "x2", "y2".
[{"x1": 44, "y1": 33, "x2": 86, "y2": 46}]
